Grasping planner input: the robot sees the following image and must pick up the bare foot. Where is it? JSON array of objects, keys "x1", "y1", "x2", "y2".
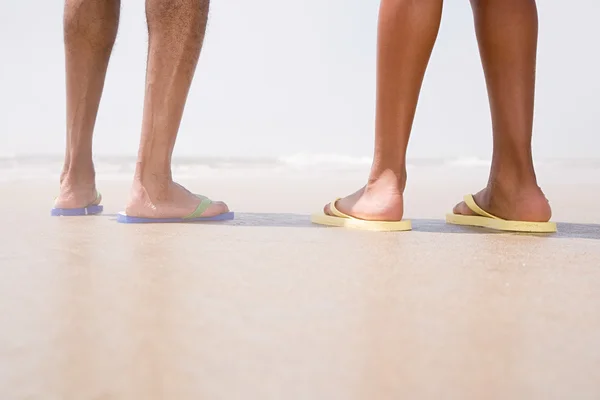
[
  {"x1": 323, "y1": 170, "x2": 405, "y2": 222},
  {"x1": 54, "y1": 167, "x2": 99, "y2": 209},
  {"x1": 125, "y1": 178, "x2": 229, "y2": 219},
  {"x1": 453, "y1": 183, "x2": 552, "y2": 222}
]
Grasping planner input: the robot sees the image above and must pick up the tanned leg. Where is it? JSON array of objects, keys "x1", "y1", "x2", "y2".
[
  {"x1": 453, "y1": 0, "x2": 551, "y2": 222},
  {"x1": 324, "y1": 0, "x2": 443, "y2": 221}
]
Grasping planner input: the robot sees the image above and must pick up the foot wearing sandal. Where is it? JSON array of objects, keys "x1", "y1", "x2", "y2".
[
  {"x1": 311, "y1": 169, "x2": 411, "y2": 231},
  {"x1": 52, "y1": 162, "x2": 103, "y2": 216},
  {"x1": 120, "y1": 171, "x2": 230, "y2": 222},
  {"x1": 453, "y1": 181, "x2": 552, "y2": 223},
  {"x1": 324, "y1": 169, "x2": 405, "y2": 222},
  {"x1": 447, "y1": 174, "x2": 556, "y2": 233}
]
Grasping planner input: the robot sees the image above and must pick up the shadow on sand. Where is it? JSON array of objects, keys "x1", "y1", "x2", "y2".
[{"x1": 102, "y1": 212, "x2": 600, "y2": 240}]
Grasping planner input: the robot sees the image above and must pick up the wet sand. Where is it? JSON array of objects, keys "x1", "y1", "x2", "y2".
[{"x1": 1, "y1": 172, "x2": 600, "y2": 399}]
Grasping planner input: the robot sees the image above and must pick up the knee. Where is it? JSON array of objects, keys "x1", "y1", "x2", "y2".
[
  {"x1": 64, "y1": 0, "x2": 120, "y2": 43},
  {"x1": 146, "y1": 0, "x2": 209, "y2": 34},
  {"x1": 63, "y1": 0, "x2": 85, "y2": 37},
  {"x1": 147, "y1": 0, "x2": 209, "y2": 19}
]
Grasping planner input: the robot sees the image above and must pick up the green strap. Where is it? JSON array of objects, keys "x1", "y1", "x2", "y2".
[{"x1": 184, "y1": 197, "x2": 213, "y2": 219}]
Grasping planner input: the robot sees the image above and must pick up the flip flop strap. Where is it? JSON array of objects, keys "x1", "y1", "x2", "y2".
[
  {"x1": 184, "y1": 197, "x2": 213, "y2": 219},
  {"x1": 329, "y1": 198, "x2": 351, "y2": 219},
  {"x1": 463, "y1": 194, "x2": 501, "y2": 220}
]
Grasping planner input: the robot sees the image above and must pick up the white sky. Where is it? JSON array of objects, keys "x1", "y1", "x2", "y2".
[{"x1": 0, "y1": 0, "x2": 598, "y2": 159}]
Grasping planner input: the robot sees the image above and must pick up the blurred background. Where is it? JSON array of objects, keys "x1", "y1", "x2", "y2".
[{"x1": 0, "y1": 0, "x2": 598, "y2": 165}]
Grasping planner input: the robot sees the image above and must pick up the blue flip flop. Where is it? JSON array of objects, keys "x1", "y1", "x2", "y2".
[
  {"x1": 116, "y1": 195, "x2": 234, "y2": 224},
  {"x1": 51, "y1": 192, "x2": 103, "y2": 216}
]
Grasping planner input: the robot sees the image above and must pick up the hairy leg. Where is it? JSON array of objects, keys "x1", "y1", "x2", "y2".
[
  {"x1": 125, "y1": 0, "x2": 228, "y2": 219},
  {"x1": 57, "y1": 0, "x2": 120, "y2": 208}
]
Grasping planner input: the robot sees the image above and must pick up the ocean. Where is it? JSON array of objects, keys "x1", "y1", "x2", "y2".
[{"x1": 2, "y1": 153, "x2": 599, "y2": 182}]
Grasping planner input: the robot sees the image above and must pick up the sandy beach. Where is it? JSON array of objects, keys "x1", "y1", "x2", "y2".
[{"x1": 1, "y1": 166, "x2": 599, "y2": 399}]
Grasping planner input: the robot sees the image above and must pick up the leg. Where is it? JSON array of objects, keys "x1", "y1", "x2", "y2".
[
  {"x1": 453, "y1": 0, "x2": 551, "y2": 222},
  {"x1": 324, "y1": 0, "x2": 444, "y2": 221},
  {"x1": 56, "y1": 0, "x2": 120, "y2": 209},
  {"x1": 125, "y1": 0, "x2": 228, "y2": 219}
]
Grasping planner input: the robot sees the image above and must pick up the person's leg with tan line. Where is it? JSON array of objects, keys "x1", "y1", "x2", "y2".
[
  {"x1": 312, "y1": 0, "x2": 444, "y2": 230},
  {"x1": 53, "y1": 0, "x2": 120, "y2": 216},
  {"x1": 118, "y1": 0, "x2": 231, "y2": 223},
  {"x1": 448, "y1": 0, "x2": 555, "y2": 232}
]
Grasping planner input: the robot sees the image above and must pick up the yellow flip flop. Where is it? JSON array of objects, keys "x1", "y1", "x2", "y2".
[
  {"x1": 311, "y1": 198, "x2": 412, "y2": 232},
  {"x1": 446, "y1": 194, "x2": 557, "y2": 233}
]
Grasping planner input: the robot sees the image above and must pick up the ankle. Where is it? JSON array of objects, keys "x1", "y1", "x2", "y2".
[
  {"x1": 490, "y1": 150, "x2": 537, "y2": 179},
  {"x1": 488, "y1": 166, "x2": 539, "y2": 192},
  {"x1": 134, "y1": 162, "x2": 172, "y2": 184},
  {"x1": 61, "y1": 163, "x2": 96, "y2": 189},
  {"x1": 367, "y1": 168, "x2": 407, "y2": 194},
  {"x1": 133, "y1": 164, "x2": 175, "y2": 201},
  {"x1": 487, "y1": 174, "x2": 543, "y2": 198}
]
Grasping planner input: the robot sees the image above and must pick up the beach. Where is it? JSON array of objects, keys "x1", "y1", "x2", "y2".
[
  {"x1": 1, "y1": 163, "x2": 599, "y2": 399},
  {"x1": 2, "y1": 0, "x2": 599, "y2": 396}
]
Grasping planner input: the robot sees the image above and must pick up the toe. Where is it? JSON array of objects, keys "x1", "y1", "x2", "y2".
[
  {"x1": 324, "y1": 199, "x2": 340, "y2": 216},
  {"x1": 216, "y1": 200, "x2": 229, "y2": 212},
  {"x1": 208, "y1": 200, "x2": 230, "y2": 216},
  {"x1": 453, "y1": 201, "x2": 474, "y2": 216},
  {"x1": 195, "y1": 199, "x2": 229, "y2": 217}
]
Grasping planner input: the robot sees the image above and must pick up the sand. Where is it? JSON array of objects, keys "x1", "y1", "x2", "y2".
[{"x1": 1, "y1": 170, "x2": 599, "y2": 399}]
